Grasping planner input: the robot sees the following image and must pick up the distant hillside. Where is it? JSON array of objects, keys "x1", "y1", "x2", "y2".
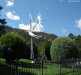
[
  {"x1": 4, "y1": 25, "x2": 57, "y2": 43},
  {"x1": 3, "y1": 25, "x2": 57, "y2": 56}
]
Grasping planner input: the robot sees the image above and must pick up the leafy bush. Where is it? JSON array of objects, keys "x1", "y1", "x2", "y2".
[
  {"x1": 0, "y1": 33, "x2": 30, "y2": 61},
  {"x1": 50, "y1": 37, "x2": 78, "y2": 60},
  {"x1": 75, "y1": 35, "x2": 81, "y2": 58},
  {"x1": 0, "y1": 58, "x2": 6, "y2": 62},
  {"x1": 45, "y1": 40, "x2": 52, "y2": 60},
  {"x1": 18, "y1": 59, "x2": 32, "y2": 63}
]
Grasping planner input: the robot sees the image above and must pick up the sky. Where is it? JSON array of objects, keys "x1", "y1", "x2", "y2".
[{"x1": 0, "y1": 0, "x2": 81, "y2": 36}]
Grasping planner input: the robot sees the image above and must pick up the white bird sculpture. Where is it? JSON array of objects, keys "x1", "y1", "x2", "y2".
[
  {"x1": 28, "y1": 13, "x2": 43, "y2": 59},
  {"x1": 19, "y1": 13, "x2": 43, "y2": 59}
]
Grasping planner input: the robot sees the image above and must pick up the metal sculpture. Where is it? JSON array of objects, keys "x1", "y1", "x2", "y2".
[{"x1": 28, "y1": 13, "x2": 43, "y2": 59}]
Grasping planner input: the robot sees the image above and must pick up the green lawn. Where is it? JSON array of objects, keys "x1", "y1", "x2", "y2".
[
  {"x1": 0, "y1": 63, "x2": 35, "y2": 75},
  {"x1": 0, "y1": 58, "x2": 81, "y2": 75},
  {"x1": 63, "y1": 70, "x2": 81, "y2": 75}
]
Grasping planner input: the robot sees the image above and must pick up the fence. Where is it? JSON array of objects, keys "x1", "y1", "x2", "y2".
[
  {"x1": 0, "y1": 58, "x2": 81, "y2": 75},
  {"x1": 43, "y1": 58, "x2": 81, "y2": 75}
]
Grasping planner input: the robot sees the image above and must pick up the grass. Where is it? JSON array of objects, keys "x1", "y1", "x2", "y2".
[
  {"x1": 0, "y1": 58, "x2": 81, "y2": 75},
  {"x1": 0, "y1": 58, "x2": 6, "y2": 62},
  {"x1": 42, "y1": 63, "x2": 73, "y2": 75},
  {"x1": 0, "y1": 63, "x2": 35, "y2": 75},
  {"x1": 18, "y1": 59, "x2": 32, "y2": 63},
  {"x1": 63, "y1": 70, "x2": 81, "y2": 75}
]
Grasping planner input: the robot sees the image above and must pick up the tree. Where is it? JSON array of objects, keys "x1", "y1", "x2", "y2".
[
  {"x1": 37, "y1": 40, "x2": 50, "y2": 56},
  {"x1": 68, "y1": 33, "x2": 76, "y2": 40},
  {"x1": 50, "y1": 37, "x2": 78, "y2": 61},
  {"x1": 0, "y1": 33, "x2": 29, "y2": 61},
  {"x1": 37, "y1": 42, "x2": 46, "y2": 55},
  {"x1": 33, "y1": 43, "x2": 38, "y2": 59},
  {"x1": 45, "y1": 40, "x2": 52, "y2": 60},
  {"x1": 24, "y1": 42, "x2": 38, "y2": 59},
  {"x1": 0, "y1": 6, "x2": 7, "y2": 36},
  {"x1": 75, "y1": 35, "x2": 81, "y2": 58}
]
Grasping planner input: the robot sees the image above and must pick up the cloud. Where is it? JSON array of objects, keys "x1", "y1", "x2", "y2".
[
  {"x1": 62, "y1": 29, "x2": 67, "y2": 33},
  {"x1": 60, "y1": 0, "x2": 80, "y2": 2},
  {"x1": 6, "y1": 12, "x2": 20, "y2": 20},
  {"x1": 19, "y1": 24, "x2": 30, "y2": 30},
  {"x1": 68, "y1": 0, "x2": 80, "y2": 2},
  {"x1": 6, "y1": 1, "x2": 14, "y2": 6},
  {"x1": 19, "y1": 23, "x2": 43, "y2": 32},
  {"x1": 74, "y1": 18, "x2": 81, "y2": 30}
]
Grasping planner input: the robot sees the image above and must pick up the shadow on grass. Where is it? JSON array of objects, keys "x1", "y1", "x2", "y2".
[
  {"x1": 0, "y1": 63, "x2": 36, "y2": 75},
  {"x1": 7, "y1": 61, "x2": 43, "y2": 69},
  {"x1": 61, "y1": 63, "x2": 81, "y2": 69},
  {"x1": 18, "y1": 62, "x2": 42, "y2": 69}
]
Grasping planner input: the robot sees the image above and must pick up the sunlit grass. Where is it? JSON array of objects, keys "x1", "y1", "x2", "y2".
[
  {"x1": 18, "y1": 59, "x2": 32, "y2": 63},
  {"x1": 0, "y1": 58, "x2": 6, "y2": 62}
]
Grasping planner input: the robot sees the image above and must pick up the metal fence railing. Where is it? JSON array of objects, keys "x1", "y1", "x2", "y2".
[
  {"x1": 0, "y1": 58, "x2": 81, "y2": 75},
  {"x1": 43, "y1": 58, "x2": 81, "y2": 75},
  {"x1": 0, "y1": 59, "x2": 42, "y2": 75}
]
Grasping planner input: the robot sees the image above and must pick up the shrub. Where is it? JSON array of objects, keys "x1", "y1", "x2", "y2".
[
  {"x1": 18, "y1": 59, "x2": 32, "y2": 63},
  {"x1": 0, "y1": 33, "x2": 30, "y2": 61},
  {"x1": 50, "y1": 37, "x2": 78, "y2": 60},
  {"x1": 0, "y1": 58, "x2": 6, "y2": 62}
]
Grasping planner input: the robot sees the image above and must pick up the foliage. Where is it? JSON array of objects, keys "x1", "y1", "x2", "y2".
[
  {"x1": 37, "y1": 39, "x2": 56, "y2": 56},
  {"x1": 0, "y1": 58, "x2": 6, "y2": 62},
  {"x1": 37, "y1": 40, "x2": 51, "y2": 56},
  {"x1": 0, "y1": 33, "x2": 30, "y2": 61},
  {"x1": 50, "y1": 37, "x2": 78, "y2": 60},
  {"x1": 33, "y1": 43, "x2": 38, "y2": 59},
  {"x1": 0, "y1": 6, "x2": 7, "y2": 36},
  {"x1": 68, "y1": 33, "x2": 76, "y2": 40},
  {"x1": 0, "y1": 6, "x2": 6, "y2": 25},
  {"x1": 37, "y1": 42, "x2": 46, "y2": 55},
  {"x1": 75, "y1": 35, "x2": 81, "y2": 58},
  {"x1": 3, "y1": 25, "x2": 57, "y2": 56},
  {"x1": 18, "y1": 59, "x2": 32, "y2": 63},
  {"x1": 24, "y1": 42, "x2": 38, "y2": 59},
  {"x1": 44, "y1": 40, "x2": 52, "y2": 60},
  {"x1": 0, "y1": 6, "x2": 3, "y2": 10}
]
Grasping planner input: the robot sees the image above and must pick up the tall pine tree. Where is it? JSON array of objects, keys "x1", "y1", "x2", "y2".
[{"x1": 0, "y1": 6, "x2": 7, "y2": 36}]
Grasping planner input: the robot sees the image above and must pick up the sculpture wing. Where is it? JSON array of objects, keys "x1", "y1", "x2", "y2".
[{"x1": 28, "y1": 31, "x2": 41, "y2": 39}]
